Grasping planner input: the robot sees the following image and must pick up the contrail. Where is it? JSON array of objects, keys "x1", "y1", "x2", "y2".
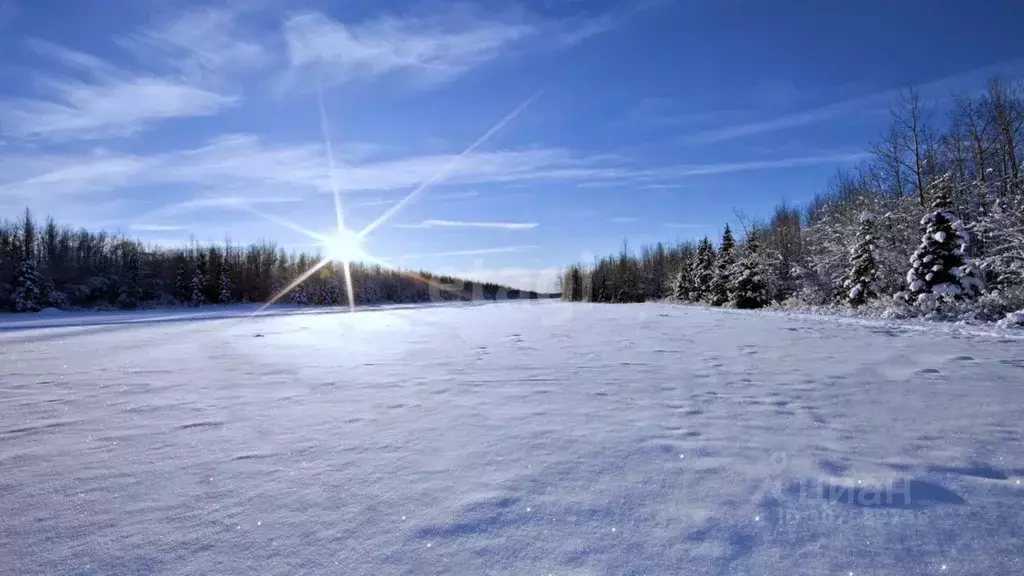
[{"x1": 357, "y1": 90, "x2": 544, "y2": 239}]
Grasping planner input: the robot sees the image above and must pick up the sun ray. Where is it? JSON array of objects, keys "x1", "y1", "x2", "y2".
[
  {"x1": 342, "y1": 259, "x2": 356, "y2": 311},
  {"x1": 360, "y1": 253, "x2": 454, "y2": 295},
  {"x1": 314, "y1": 75, "x2": 360, "y2": 312},
  {"x1": 240, "y1": 204, "x2": 328, "y2": 242},
  {"x1": 255, "y1": 256, "x2": 331, "y2": 314},
  {"x1": 316, "y1": 76, "x2": 346, "y2": 234},
  {"x1": 248, "y1": 85, "x2": 542, "y2": 318},
  {"x1": 357, "y1": 90, "x2": 543, "y2": 240}
]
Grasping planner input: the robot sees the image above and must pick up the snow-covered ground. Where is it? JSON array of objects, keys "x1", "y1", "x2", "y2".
[{"x1": 1, "y1": 301, "x2": 1022, "y2": 576}]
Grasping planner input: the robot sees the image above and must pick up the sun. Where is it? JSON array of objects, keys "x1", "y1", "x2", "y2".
[
  {"x1": 244, "y1": 86, "x2": 538, "y2": 315},
  {"x1": 322, "y1": 228, "x2": 366, "y2": 263}
]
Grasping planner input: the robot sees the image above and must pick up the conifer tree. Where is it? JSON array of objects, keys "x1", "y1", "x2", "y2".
[
  {"x1": 12, "y1": 209, "x2": 41, "y2": 312},
  {"x1": 190, "y1": 253, "x2": 207, "y2": 307},
  {"x1": 673, "y1": 267, "x2": 691, "y2": 301},
  {"x1": 711, "y1": 225, "x2": 735, "y2": 306},
  {"x1": 290, "y1": 283, "x2": 309, "y2": 305},
  {"x1": 844, "y1": 213, "x2": 880, "y2": 307},
  {"x1": 730, "y1": 234, "x2": 769, "y2": 309},
  {"x1": 174, "y1": 258, "x2": 189, "y2": 304},
  {"x1": 690, "y1": 237, "x2": 715, "y2": 303},
  {"x1": 117, "y1": 251, "x2": 143, "y2": 309},
  {"x1": 219, "y1": 270, "x2": 232, "y2": 304},
  {"x1": 905, "y1": 178, "x2": 983, "y2": 304},
  {"x1": 12, "y1": 257, "x2": 42, "y2": 312}
]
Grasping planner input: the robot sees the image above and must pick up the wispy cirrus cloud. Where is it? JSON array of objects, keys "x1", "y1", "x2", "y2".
[
  {"x1": 609, "y1": 216, "x2": 638, "y2": 223},
  {"x1": 0, "y1": 149, "x2": 152, "y2": 198},
  {"x1": 685, "y1": 61, "x2": 1024, "y2": 144},
  {"x1": 130, "y1": 223, "x2": 186, "y2": 232},
  {"x1": 664, "y1": 152, "x2": 870, "y2": 176},
  {"x1": 687, "y1": 100, "x2": 871, "y2": 143},
  {"x1": 0, "y1": 40, "x2": 235, "y2": 141},
  {"x1": 1, "y1": 132, "x2": 869, "y2": 216},
  {"x1": 386, "y1": 245, "x2": 540, "y2": 260},
  {"x1": 0, "y1": 5, "x2": 269, "y2": 143},
  {"x1": 396, "y1": 219, "x2": 539, "y2": 230},
  {"x1": 641, "y1": 183, "x2": 685, "y2": 190},
  {"x1": 120, "y1": 5, "x2": 271, "y2": 84},
  {"x1": 283, "y1": 8, "x2": 612, "y2": 88},
  {"x1": 348, "y1": 191, "x2": 480, "y2": 208}
]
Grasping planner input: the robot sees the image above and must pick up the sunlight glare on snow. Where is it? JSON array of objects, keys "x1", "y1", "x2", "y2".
[{"x1": 4, "y1": 303, "x2": 1024, "y2": 575}]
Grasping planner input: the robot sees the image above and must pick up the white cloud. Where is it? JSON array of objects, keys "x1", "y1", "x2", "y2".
[
  {"x1": 130, "y1": 223, "x2": 186, "y2": 232},
  {"x1": 134, "y1": 195, "x2": 303, "y2": 223},
  {"x1": 397, "y1": 219, "x2": 538, "y2": 230},
  {"x1": 284, "y1": 10, "x2": 531, "y2": 86},
  {"x1": 0, "y1": 150, "x2": 152, "y2": 198},
  {"x1": 121, "y1": 6, "x2": 271, "y2": 83},
  {"x1": 685, "y1": 62, "x2": 1024, "y2": 143},
  {"x1": 0, "y1": 39, "x2": 235, "y2": 141},
  {"x1": 154, "y1": 137, "x2": 640, "y2": 195},
  {"x1": 283, "y1": 8, "x2": 612, "y2": 88},
  {"x1": 346, "y1": 190, "x2": 479, "y2": 208},
  {"x1": 1, "y1": 132, "x2": 870, "y2": 217},
  {"x1": 688, "y1": 101, "x2": 865, "y2": 143},
  {"x1": 641, "y1": 183, "x2": 685, "y2": 190},
  {"x1": 575, "y1": 180, "x2": 629, "y2": 189},
  {"x1": 609, "y1": 216, "x2": 638, "y2": 223},
  {"x1": 386, "y1": 245, "x2": 539, "y2": 260},
  {"x1": 666, "y1": 152, "x2": 871, "y2": 177},
  {"x1": 435, "y1": 191, "x2": 481, "y2": 200}
]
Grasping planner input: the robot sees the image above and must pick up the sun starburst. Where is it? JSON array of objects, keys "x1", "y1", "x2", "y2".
[{"x1": 247, "y1": 85, "x2": 541, "y2": 316}]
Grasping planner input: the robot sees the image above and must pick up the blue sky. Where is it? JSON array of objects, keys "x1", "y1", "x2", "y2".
[{"x1": 1, "y1": 0, "x2": 1022, "y2": 291}]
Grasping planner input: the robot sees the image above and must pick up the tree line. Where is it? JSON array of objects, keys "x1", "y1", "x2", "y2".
[
  {"x1": 0, "y1": 212, "x2": 547, "y2": 312},
  {"x1": 560, "y1": 77, "x2": 1024, "y2": 324}
]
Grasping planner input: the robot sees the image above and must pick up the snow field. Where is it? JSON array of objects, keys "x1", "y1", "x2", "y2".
[{"x1": 1, "y1": 301, "x2": 1022, "y2": 575}]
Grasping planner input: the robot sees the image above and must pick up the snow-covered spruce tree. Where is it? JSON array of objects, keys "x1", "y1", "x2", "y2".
[
  {"x1": 174, "y1": 260, "x2": 189, "y2": 304},
  {"x1": 904, "y1": 177, "x2": 983, "y2": 307},
  {"x1": 690, "y1": 237, "x2": 715, "y2": 303},
  {"x1": 710, "y1": 225, "x2": 735, "y2": 306},
  {"x1": 117, "y1": 252, "x2": 143, "y2": 309},
  {"x1": 44, "y1": 280, "x2": 69, "y2": 310},
  {"x1": 189, "y1": 255, "x2": 207, "y2": 307},
  {"x1": 11, "y1": 257, "x2": 43, "y2": 312},
  {"x1": 289, "y1": 282, "x2": 309, "y2": 305},
  {"x1": 218, "y1": 271, "x2": 232, "y2": 304},
  {"x1": 730, "y1": 234, "x2": 769, "y2": 309},
  {"x1": 673, "y1": 266, "x2": 692, "y2": 302},
  {"x1": 843, "y1": 212, "x2": 880, "y2": 307}
]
